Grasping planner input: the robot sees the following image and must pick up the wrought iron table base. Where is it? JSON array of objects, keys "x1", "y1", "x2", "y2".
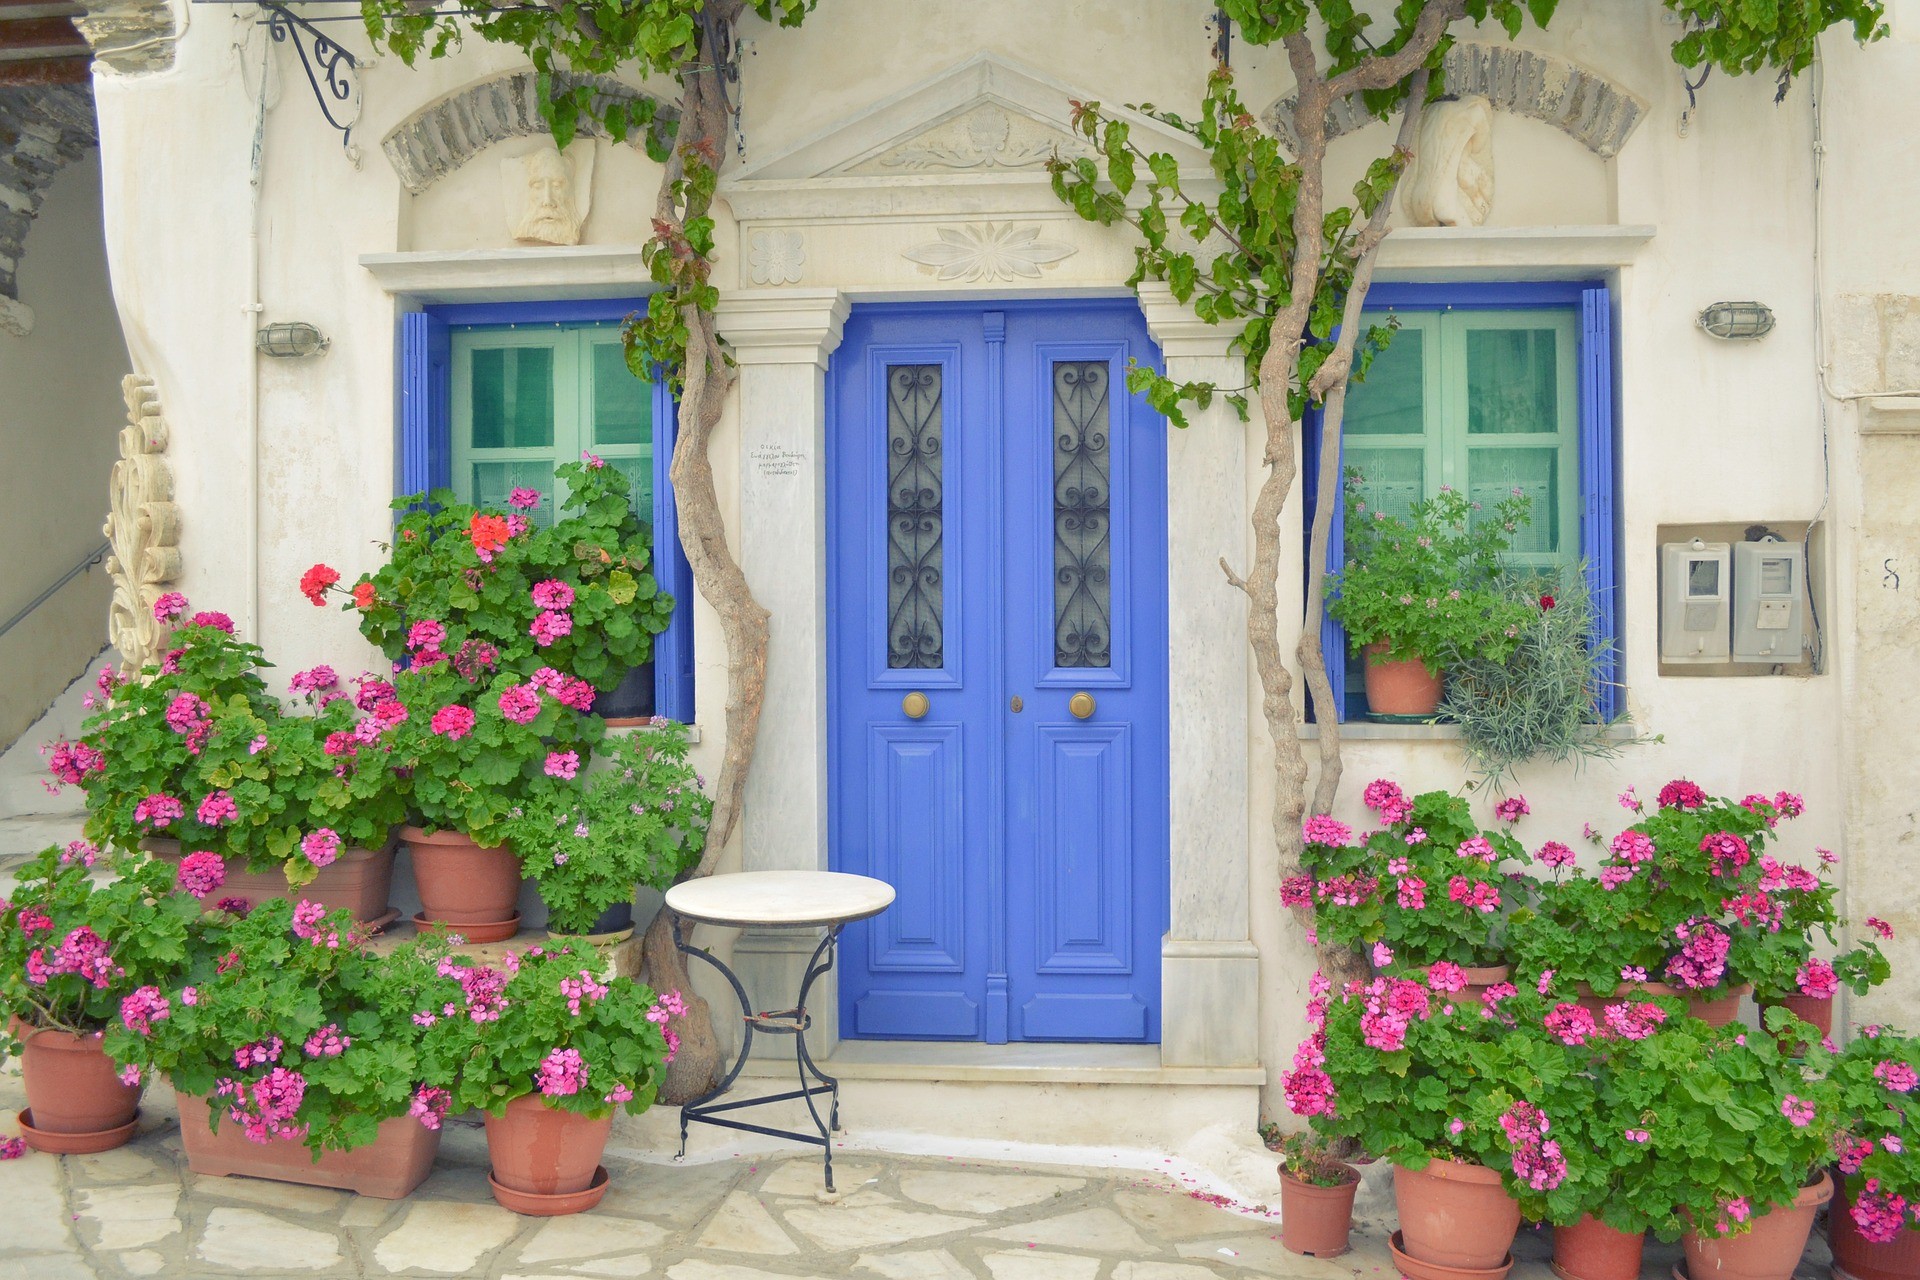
[{"x1": 673, "y1": 920, "x2": 844, "y2": 1191}]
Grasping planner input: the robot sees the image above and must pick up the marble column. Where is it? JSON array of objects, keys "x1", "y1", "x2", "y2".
[
  {"x1": 712, "y1": 288, "x2": 850, "y2": 1052},
  {"x1": 1137, "y1": 283, "x2": 1261, "y2": 1069}
]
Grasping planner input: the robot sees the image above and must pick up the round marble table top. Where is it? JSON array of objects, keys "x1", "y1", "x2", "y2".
[{"x1": 664, "y1": 871, "x2": 896, "y2": 929}]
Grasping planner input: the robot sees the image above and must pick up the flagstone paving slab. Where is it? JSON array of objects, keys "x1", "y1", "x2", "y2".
[
  {"x1": 196, "y1": 1207, "x2": 345, "y2": 1272},
  {"x1": 372, "y1": 1198, "x2": 522, "y2": 1272},
  {"x1": 517, "y1": 1214, "x2": 668, "y2": 1264},
  {"x1": 73, "y1": 1183, "x2": 182, "y2": 1250},
  {"x1": 982, "y1": 1249, "x2": 1102, "y2": 1279},
  {"x1": 851, "y1": 1248, "x2": 975, "y2": 1278},
  {"x1": 694, "y1": 1191, "x2": 801, "y2": 1256},
  {"x1": 896, "y1": 1170, "x2": 1084, "y2": 1214}
]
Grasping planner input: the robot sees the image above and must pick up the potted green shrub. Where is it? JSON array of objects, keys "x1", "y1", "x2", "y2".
[
  {"x1": 304, "y1": 457, "x2": 674, "y2": 720},
  {"x1": 104, "y1": 897, "x2": 447, "y2": 1198},
  {"x1": 1326, "y1": 480, "x2": 1535, "y2": 717},
  {"x1": 1289, "y1": 966, "x2": 1569, "y2": 1277},
  {"x1": 0, "y1": 844, "x2": 203, "y2": 1152},
  {"x1": 1733, "y1": 843, "x2": 1890, "y2": 1046},
  {"x1": 499, "y1": 720, "x2": 709, "y2": 946},
  {"x1": 1293, "y1": 780, "x2": 1525, "y2": 997},
  {"x1": 1827, "y1": 1027, "x2": 1920, "y2": 1280},
  {"x1": 1265, "y1": 1128, "x2": 1362, "y2": 1257},
  {"x1": 408, "y1": 936, "x2": 676, "y2": 1214}
]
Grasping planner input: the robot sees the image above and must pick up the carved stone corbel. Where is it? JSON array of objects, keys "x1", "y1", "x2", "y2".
[{"x1": 103, "y1": 374, "x2": 181, "y2": 672}]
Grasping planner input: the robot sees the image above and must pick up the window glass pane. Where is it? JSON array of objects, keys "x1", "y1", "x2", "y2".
[
  {"x1": 470, "y1": 347, "x2": 555, "y2": 449},
  {"x1": 1347, "y1": 328, "x2": 1425, "y2": 436},
  {"x1": 1467, "y1": 328, "x2": 1558, "y2": 434},
  {"x1": 591, "y1": 342, "x2": 651, "y2": 447},
  {"x1": 606, "y1": 455, "x2": 653, "y2": 522},
  {"x1": 1346, "y1": 448, "x2": 1424, "y2": 525},
  {"x1": 471, "y1": 461, "x2": 558, "y2": 527},
  {"x1": 887, "y1": 365, "x2": 943, "y2": 670},
  {"x1": 1469, "y1": 447, "x2": 1558, "y2": 554},
  {"x1": 1054, "y1": 360, "x2": 1112, "y2": 669}
]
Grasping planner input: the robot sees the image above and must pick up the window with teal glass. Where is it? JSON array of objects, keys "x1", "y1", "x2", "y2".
[{"x1": 451, "y1": 323, "x2": 654, "y2": 526}]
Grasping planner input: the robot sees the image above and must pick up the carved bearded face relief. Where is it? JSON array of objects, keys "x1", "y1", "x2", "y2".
[
  {"x1": 502, "y1": 142, "x2": 595, "y2": 245},
  {"x1": 1402, "y1": 95, "x2": 1495, "y2": 228}
]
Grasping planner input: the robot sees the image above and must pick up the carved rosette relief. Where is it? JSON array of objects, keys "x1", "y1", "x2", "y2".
[
  {"x1": 103, "y1": 375, "x2": 181, "y2": 672},
  {"x1": 747, "y1": 229, "x2": 806, "y2": 285},
  {"x1": 903, "y1": 223, "x2": 1077, "y2": 284}
]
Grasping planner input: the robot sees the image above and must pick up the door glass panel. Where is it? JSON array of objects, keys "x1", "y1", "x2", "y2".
[
  {"x1": 1053, "y1": 360, "x2": 1112, "y2": 669},
  {"x1": 1469, "y1": 446, "x2": 1558, "y2": 554},
  {"x1": 1347, "y1": 328, "x2": 1425, "y2": 435},
  {"x1": 1346, "y1": 447, "x2": 1424, "y2": 525},
  {"x1": 1466, "y1": 328, "x2": 1558, "y2": 434},
  {"x1": 590, "y1": 342, "x2": 651, "y2": 447},
  {"x1": 471, "y1": 461, "x2": 558, "y2": 527},
  {"x1": 470, "y1": 347, "x2": 556, "y2": 449},
  {"x1": 887, "y1": 365, "x2": 944, "y2": 670}
]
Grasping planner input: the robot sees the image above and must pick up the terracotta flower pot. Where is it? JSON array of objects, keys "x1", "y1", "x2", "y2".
[
  {"x1": 1395, "y1": 1158, "x2": 1523, "y2": 1271},
  {"x1": 1363, "y1": 642, "x2": 1443, "y2": 716},
  {"x1": 485, "y1": 1093, "x2": 614, "y2": 1199},
  {"x1": 148, "y1": 839, "x2": 397, "y2": 926},
  {"x1": 1758, "y1": 993, "x2": 1834, "y2": 1053},
  {"x1": 1574, "y1": 980, "x2": 1750, "y2": 1027},
  {"x1": 401, "y1": 826, "x2": 522, "y2": 926},
  {"x1": 1832, "y1": 1174, "x2": 1920, "y2": 1280},
  {"x1": 1682, "y1": 1171, "x2": 1832, "y2": 1280},
  {"x1": 1279, "y1": 1169, "x2": 1360, "y2": 1257},
  {"x1": 1553, "y1": 1215, "x2": 1646, "y2": 1280},
  {"x1": 177, "y1": 1093, "x2": 440, "y2": 1199},
  {"x1": 1461, "y1": 965, "x2": 1512, "y2": 1007},
  {"x1": 15, "y1": 1023, "x2": 141, "y2": 1139}
]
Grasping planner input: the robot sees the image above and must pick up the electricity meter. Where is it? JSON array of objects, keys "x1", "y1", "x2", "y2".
[
  {"x1": 1732, "y1": 540, "x2": 1807, "y2": 662},
  {"x1": 1661, "y1": 539, "x2": 1731, "y2": 663}
]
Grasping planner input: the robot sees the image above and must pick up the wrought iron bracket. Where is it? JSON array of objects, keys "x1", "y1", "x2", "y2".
[{"x1": 259, "y1": 2, "x2": 362, "y2": 158}]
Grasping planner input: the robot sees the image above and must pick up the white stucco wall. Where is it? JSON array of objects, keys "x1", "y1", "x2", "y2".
[
  {"x1": 77, "y1": 0, "x2": 1920, "y2": 1135},
  {"x1": 0, "y1": 150, "x2": 129, "y2": 750}
]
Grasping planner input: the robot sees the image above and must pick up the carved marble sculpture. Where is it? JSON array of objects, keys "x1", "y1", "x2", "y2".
[
  {"x1": 1402, "y1": 95, "x2": 1494, "y2": 228},
  {"x1": 501, "y1": 142, "x2": 595, "y2": 245},
  {"x1": 103, "y1": 374, "x2": 181, "y2": 673}
]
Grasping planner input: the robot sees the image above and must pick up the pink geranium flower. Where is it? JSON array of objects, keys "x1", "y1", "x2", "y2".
[
  {"x1": 429, "y1": 705, "x2": 476, "y2": 739},
  {"x1": 544, "y1": 751, "x2": 580, "y2": 780}
]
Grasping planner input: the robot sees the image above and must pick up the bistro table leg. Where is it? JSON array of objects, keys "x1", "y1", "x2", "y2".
[{"x1": 671, "y1": 916, "x2": 845, "y2": 1190}]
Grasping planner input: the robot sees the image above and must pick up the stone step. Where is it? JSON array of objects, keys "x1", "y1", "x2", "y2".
[{"x1": 0, "y1": 645, "x2": 111, "y2": 817}]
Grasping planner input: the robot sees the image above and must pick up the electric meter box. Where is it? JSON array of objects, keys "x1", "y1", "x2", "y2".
[
  {"x1": 1660, "y1": 540, "x2": 1731, "y2": 663},
  {"x1": 1732, "y1": 541, "x2": 1807, "y2": 662}
]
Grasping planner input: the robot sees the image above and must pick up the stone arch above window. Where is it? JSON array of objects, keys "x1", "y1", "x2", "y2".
[
  {"x1": 1263, "y1": 44, "x2": 1647, "y2": 160},
  {"x1": 380, "y1": 70, "x2": 676, "y2": 196},
  {"x1": 0, "y1": 83, "x2": 99, "y2": 336}
]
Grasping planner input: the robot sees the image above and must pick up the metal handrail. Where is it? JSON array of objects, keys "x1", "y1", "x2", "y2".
[{"x1": 0, "y1": 540, "x2": 111, "y2": 643}]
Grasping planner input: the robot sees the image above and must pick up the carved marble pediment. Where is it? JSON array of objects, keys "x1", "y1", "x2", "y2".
[{"x1": 730, "y1": 53, "x2": 1210, "y2": 186}]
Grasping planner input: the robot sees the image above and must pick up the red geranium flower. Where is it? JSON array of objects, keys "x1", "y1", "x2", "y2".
[
  {"x1": 299, "y1": 564, "x2": 339, "y2": 606},
  {"x1": 469, "y1": 514, "x2": 510, "y2": 558},
  {"x1": 352, "y1": 581, "x2": 377, "y2": 609},
  {"x1": 1539, "y1": 594, "x2": 1556, "y2": 610}
]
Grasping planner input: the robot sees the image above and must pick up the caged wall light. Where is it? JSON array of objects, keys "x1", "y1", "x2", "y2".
[
  {"x1": 1697, "y1": 301, "x2": 1776, "y2": 340},
  {"x1": 256, "y1": 322, "x2": 331, "y2": 358}
]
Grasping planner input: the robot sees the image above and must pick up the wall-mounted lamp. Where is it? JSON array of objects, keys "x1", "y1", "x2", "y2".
[
  {"x1": 256, "y1": 322, "x2": 331, "y2": 358},
  {"x1": 1698, "y1": 302, "x2": 1775, "y2": 340}
]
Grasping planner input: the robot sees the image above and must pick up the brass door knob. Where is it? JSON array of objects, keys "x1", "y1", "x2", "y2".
[
  {"x1": 1068, "y1": 691, "x2": 1096, "y2": 719},
  {"x1": 902, "y1": 691, "x2": 930, "y2": 719}
]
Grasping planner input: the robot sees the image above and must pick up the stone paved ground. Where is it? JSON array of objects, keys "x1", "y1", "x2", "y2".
[{"x1": 0, "y1": 1067, "x2": 1835, "y2": 1280}]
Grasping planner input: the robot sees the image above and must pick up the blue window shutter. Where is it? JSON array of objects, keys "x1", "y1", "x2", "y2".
[
  {"x1": 1579, "y1": 285, "x2": 1621, "y2": 721},
  {"x1": 651, "y1": 376, "x2": 697, "y2": 723},
  {"x1": 1302, "y1": 405, "x2": 1348, "y2": 721},
  {"x1": 399, "y1": 311, "x2": 452, "y2": 500}
]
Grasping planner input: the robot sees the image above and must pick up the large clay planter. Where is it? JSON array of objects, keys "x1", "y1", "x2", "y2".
[
  {"x1": 1280, "y1": 1169, "x2": 1360, "y2": 1257},
  {"x1": 1363, "y1": 643, "x2": 1444, "y2": 716},
  {"x1": 1396, "y1": 1158, "x2": 1523, "y2": 1270},
  {"x1": 177, "y1": 1093, "x2": 439, "y2": 1199},
  {"x1": 15, "y1": 1023, "x2": 141, "y2": 1139},
  {"x1": 1683, "y1": 1171, "x2": 1832, "y2": 1280},
  {"x1": 148, "y1": 839, "x2": 397, "y2": 926},
  {"x1": 1832, "y1": 1174, "x2": 1920, "y2": 1280},
  {"x1": 401, "y1": 826, "x2": 522, "y2": 926},
  {"x1": 1552, "y1": 1215, "x2": 1646, "y2": 1280},
  {"x1": 1574, "y1": 980, "x2": 1750, "y2": 1027},
  {"x1": 485, "y1": 1093, "x2": 614, "y2": 1197}
]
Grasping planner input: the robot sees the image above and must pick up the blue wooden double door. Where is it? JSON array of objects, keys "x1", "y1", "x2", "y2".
[{"x1": 828, "y1": 300, "x2": 1169, "y2": 1044}]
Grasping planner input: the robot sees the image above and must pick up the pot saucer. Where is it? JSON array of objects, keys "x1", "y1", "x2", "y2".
[
  {"x1": 359, "y1": 907, "x2": 402, "y2": 935},
  {"x1": 1389, "y1": 1231, "x2": 1515, "y2": 1280},
  {"x1": 488, "y1": 1164, "x2": 610, "y2": 1216},
  {"x1": 412, "y1": 911, "x2": 521, "y2": 944},
  {"x1": 17, "y1": 1107, "x2": 140, "y2": 1155}
]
